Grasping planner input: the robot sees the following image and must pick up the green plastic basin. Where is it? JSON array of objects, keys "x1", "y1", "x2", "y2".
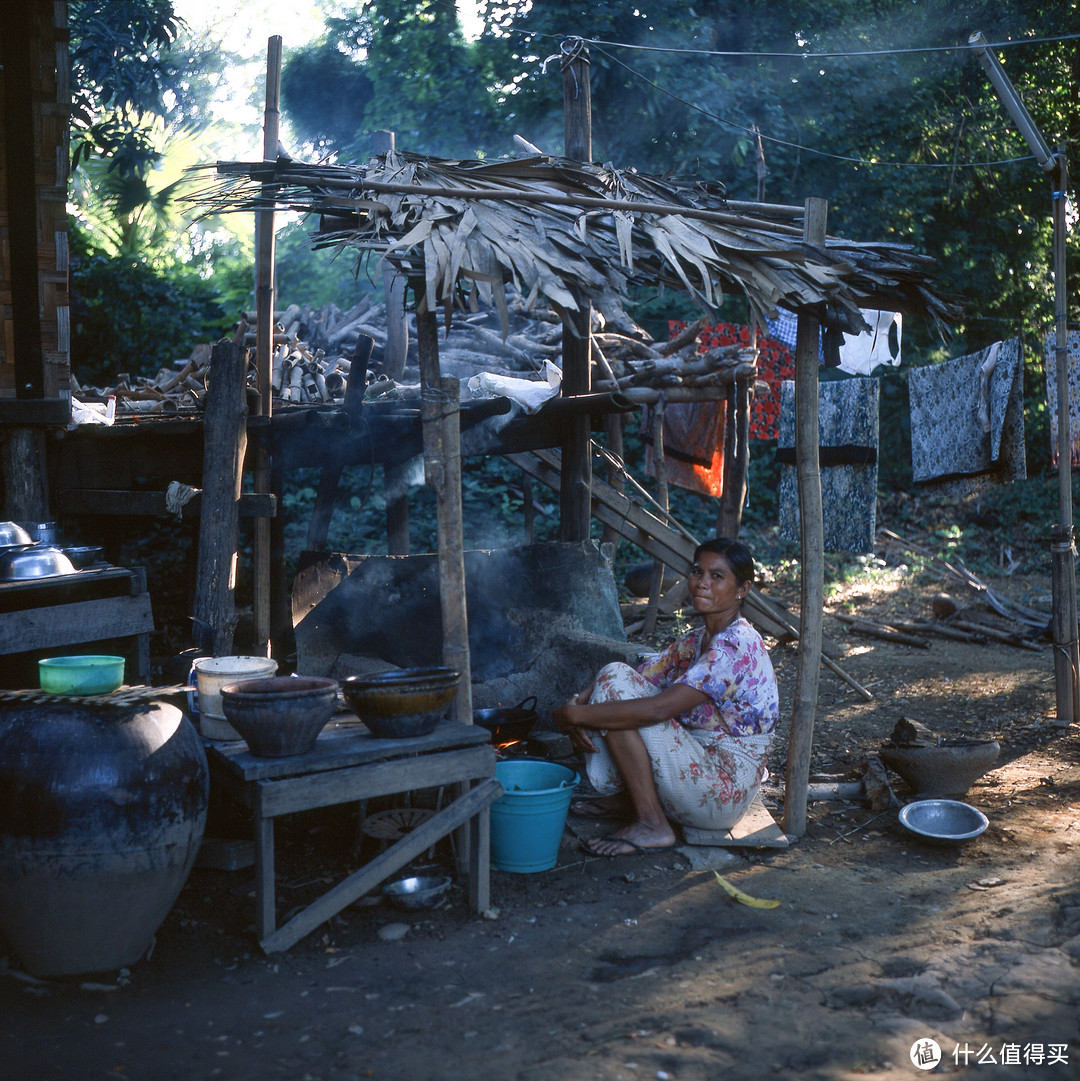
[{"x1": 39, "y1": 655, "x2": 125, "y2": 696}]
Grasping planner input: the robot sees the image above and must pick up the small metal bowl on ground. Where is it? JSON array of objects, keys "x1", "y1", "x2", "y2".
[
  {"x1": 899, "y1": 799, "x2": 989, "y2": 846},
  {"x1": 382, "y1": 874, "x2": 452, "y2": 910},
  {"x1": 0, "y1": 544, "x2": 76, "y2": 580},
  {"x1": 341, "y1": 667, "x2": 460, "y2": 739},
  {"x1": 39, "y1": 655, "x2": 125, "y2": 695},
  {"x1": 220, "y1": 676, "x2": 340, "y2": 756}
]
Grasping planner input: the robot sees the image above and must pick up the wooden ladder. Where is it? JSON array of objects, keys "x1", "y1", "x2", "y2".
[{"x1": 506, "y1": 447, "x2": 870, "y2": 699}]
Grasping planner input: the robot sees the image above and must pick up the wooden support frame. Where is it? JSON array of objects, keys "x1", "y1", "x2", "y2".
[{"x1": 206, "y1": 721, "x2": 499, "y2": 953}]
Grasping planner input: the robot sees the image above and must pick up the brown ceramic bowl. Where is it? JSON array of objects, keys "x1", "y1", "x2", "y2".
[
  {"x1": 220, "y1": 676, "x2": 340, "y2": 756},
  {"x1": 340, "y1": 667, "x2": 460, "y2": 738}
]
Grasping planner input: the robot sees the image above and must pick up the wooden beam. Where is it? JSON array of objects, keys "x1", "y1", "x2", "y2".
[{"x1": 56, "y1": 489, "x2": 275, "y2": 518}]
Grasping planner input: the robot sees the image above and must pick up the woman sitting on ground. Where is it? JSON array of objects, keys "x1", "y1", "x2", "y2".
[{"x1": 552, "y1": 537, "x2": 779, "y2": 857}]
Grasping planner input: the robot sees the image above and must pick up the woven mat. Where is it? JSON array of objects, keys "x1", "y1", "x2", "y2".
[{"x1": 0, "y1": 684, "x2": 190, "y2": 708}]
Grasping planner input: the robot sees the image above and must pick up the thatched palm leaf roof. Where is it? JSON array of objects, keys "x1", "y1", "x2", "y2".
[{"x1": 194, "y1": 151, "x2": 955, "y2": 332}]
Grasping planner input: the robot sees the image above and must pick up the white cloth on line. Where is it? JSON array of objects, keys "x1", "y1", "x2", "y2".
[{"x1": 837, "y1": 309, "x2": 901, "y2": 375}]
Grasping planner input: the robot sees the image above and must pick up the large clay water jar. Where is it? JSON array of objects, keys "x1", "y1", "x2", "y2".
[{"x1": 0, "y1": 699, "x2": 208, "y2": 977}]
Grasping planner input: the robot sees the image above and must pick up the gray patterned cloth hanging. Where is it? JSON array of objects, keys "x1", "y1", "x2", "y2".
[
  {"x1": 777, "y1": 376, "x2": 879, "y2": 554},
  {"x1": 908, "y1": 338, "x2": 1025, "y2": 495}
]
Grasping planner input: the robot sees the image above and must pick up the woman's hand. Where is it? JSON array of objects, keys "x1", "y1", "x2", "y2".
[{"x1": 553, "y1": 694, "x2": 598, "y2": 754}]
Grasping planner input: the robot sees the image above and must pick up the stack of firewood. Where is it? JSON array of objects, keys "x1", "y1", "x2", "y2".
[{"x1": 70, "y1": 292, "x2": 762, "y2": 415}]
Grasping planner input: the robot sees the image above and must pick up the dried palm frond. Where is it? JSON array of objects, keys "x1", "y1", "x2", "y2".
[{"x1": 187, "y1": 151, "x2": 957, "y2": 335}]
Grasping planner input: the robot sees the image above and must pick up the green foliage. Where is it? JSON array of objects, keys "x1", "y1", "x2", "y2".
[
  {"x1": 70, "y1": 0, "x2": 200, "y2": 177},
  {"x1": 274, "y1": 221, "x2": 378, "y2": 311},
  {"x1": 283, "y1": 3, "x2": 509, "y2": 161},
  {"x1": 279, "y1": 41, "x2": 375, "y2": 157},
  {"x1": 69, "y1": 224, "x2": 237, "y2": 384}
]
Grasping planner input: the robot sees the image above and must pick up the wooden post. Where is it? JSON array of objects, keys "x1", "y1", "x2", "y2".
[
  {"x1": 783, "y1": 197, "x2": 828, "y2": 838},
  {"x1": 1050, "y1": 145, "x2": 1079, "y2": 723},
  {"x1": 306, "y1": 333, "x2": 375, "y2": 553},
  {"x1": 0, "y1": 431, "x2": 49, "y2": 520},
  {"x1": 251, "y1": 35, "x2": 281, "y2": 658},
  {"x1": 643, "y1": 398, "x2": 668, "y2": 637},
  {"x1": 385, "y1": 461, "x2": 411, "y2": 554},
  {"x1": 192, "y1": 335, "x2": 248, "y2": 656},
  {"x1": 559, "y1": 37, "x2": 593, "y2": 542},
  {"x1": 372, "y1": 131, "x2": 410, "y2": 382},
  {"x1": 416, "y1": 308, "x2": 472, "y2": 725}
]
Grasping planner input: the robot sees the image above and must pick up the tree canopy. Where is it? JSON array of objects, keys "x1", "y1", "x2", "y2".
[
  {"x1": 70, "y1": 0, "x2": 1077, "y2": 394},
  {"x1": 276, "y1": 0, "x2": 1076, "y2": 357}
]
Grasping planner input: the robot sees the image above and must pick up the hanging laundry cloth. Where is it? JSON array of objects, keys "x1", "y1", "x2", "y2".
[
  {"x1": 667, "y1": 319, "x2": 793, "y2": 441},
  {"x1": 776, "y1": 377, "x2": 880, "y2": 554},
  {"x1": 765, "y1": 307, "x2": 845, "y2": 367},
  {"x1": 838, "y1": 310, "x2": 902, "y2": 376},
  {"x1": 1044, "y1": 327, "x2": 1080, "y2": 468},
  {"x1": 643, "y1": 399, "x2": 727, "y2": 498},
  {"x1": 908, "y1": 338, "x2": 1025, "y2": 493}
]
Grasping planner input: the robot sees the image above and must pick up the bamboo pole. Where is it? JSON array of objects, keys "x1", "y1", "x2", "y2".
[
  {"x1": 251, "y1": 35, "x2": 281, "y2": 657},
  {"x1": 558, "y1": 36, "x2": 593, "y2": 542},
  {"x1": 783, "y1": 197, "x2": 828, "y2": 838},
  {"x1": 643, "y1": 397, "x2": 668, "y2": 638},
  {"x1": 600, "y1": 412, "x2": 625, "y2": 554}
]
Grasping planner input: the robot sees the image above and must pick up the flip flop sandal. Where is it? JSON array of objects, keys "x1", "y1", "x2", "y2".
[{"x1": 581, "y1": 834, "x2": 677, "y2": 858}]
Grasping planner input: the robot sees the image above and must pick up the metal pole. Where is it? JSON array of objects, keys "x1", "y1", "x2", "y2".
[
  {"x1": 1050, "y1": 147, "x2": 1079, "y2": 722},
  {"x1": 969, "y1": 31, "x2": 1076, "y2": 722}
]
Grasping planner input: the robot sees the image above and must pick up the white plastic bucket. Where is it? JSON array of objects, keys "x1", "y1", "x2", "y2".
[{"x1": 192, "y1": 656, "x2": 278, "y2": 739}]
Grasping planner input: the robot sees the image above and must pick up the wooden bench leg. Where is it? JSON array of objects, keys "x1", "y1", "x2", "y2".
[
  {"x1": 253, "y1": 798, "x2": 277, "y2": 942},
  {"x1": 468, "y1": 802, "x2": 491, "y2": 914}
]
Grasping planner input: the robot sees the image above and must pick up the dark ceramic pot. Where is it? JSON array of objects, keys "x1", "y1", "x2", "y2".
[
  {"x1": 220, "y1": 676, "x2": 339, "y2": 756},
  {"x1": 0, "y1": 700, "x2": 208, "y2": 977},
  {"x1": 341, "y1": 668, "x2": 460, "y2": 739}
]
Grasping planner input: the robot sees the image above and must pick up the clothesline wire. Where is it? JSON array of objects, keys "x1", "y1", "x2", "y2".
[
  {"x1": 574, "y1": 31, "x2": 1080, "y2": 61},
  {"x1": 591, "y1": 43, "x2": 1042, "y2": 171}
]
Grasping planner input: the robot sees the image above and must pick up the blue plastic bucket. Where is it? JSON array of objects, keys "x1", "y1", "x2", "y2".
[{"x1": 490, "y1": 759, "x2": 578, "y2": 873}]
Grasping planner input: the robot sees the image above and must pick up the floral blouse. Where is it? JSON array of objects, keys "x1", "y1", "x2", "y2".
[{"x1": 637, "y1": 618, "x2": 779, "y2": 737}]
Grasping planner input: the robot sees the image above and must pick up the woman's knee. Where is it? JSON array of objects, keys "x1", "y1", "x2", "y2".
[{"x1": 597, "y1": 661, "x2": 636, "y2": 681}]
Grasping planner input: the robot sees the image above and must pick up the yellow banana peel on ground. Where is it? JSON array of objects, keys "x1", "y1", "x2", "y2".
[{"x1": 714, "y1": 872, "x2": 782, "y2": 909}]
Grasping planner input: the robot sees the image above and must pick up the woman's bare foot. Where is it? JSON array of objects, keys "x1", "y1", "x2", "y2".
[{"x1": 582, "y1": 821, "x2": 677, "y2": 857}]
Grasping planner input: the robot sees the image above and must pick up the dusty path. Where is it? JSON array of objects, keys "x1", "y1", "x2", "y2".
[{"x1": 3, "y1": 568, "x2": 1080, "y2": 1081}]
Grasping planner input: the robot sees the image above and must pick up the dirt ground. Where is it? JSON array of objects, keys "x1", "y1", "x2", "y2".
[{"x1": 3, "y1": 551, "x2": 1080, "y2": 1081}]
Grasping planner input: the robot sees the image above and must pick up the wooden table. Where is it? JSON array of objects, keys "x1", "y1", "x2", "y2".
[
  {"x1": 206, "y1": 717, "x2": 500, "y2": 953},
  {"x1": 0, "y1": 565, "x2": 153, "y2": 688}
]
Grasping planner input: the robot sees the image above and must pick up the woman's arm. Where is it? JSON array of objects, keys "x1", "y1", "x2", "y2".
[{"x1": 554, "y1": 681, "x2": 710, "y2": 735}]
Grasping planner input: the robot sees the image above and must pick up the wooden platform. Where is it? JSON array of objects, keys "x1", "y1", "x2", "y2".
[{"x1": 681, "y1": 796, "x2": 790, "y2": 848}]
